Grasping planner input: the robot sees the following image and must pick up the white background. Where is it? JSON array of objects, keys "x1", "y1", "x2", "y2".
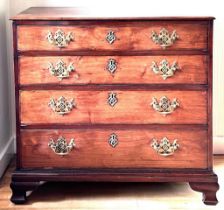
[{"x1": 0, "y1": 0, "x2": 224, "y2": 174}]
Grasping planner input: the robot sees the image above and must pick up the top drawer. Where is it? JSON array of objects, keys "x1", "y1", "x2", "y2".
[{"x1": 17, "y1": 22, "x2": 208, "y2": 51}]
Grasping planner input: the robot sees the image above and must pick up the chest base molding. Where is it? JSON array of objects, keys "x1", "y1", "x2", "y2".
[{"x1": 10, "y1": 170, "x2": 219, "y2": 205}]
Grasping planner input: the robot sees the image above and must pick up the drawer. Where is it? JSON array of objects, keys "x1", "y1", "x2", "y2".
[
  {"x1": 17, "y1": 22, "x2": 208, "y2": 51},
  {"x1": 20, "y1": 129, "x2": 208, "y2": 169},
  {"x1": 20, "y1": 90, "x2": 207, "y2": 125},
  {"x1": 19, "y1": 55, "x2": 207, "y2": 85}
]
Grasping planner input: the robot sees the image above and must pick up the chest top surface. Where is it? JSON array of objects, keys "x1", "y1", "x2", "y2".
[{"x1": 11, "y1": 7, "x2": 214, "y2": 21}]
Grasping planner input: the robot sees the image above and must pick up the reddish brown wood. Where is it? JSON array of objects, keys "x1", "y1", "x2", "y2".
[
  {"x1": 11, "y1": 7, "x2": 215, "y2": 21},
  {"x1": 17, "y1": 23, "x2": 208, "y2": 51},
  {"x1": 10, "y1": 181, "x2": 41, "y2": 204},
  {"x1": 19, "y1": 55, "x2": 207, "y2": 85},
  {"x1": 13, "y1": 22, "x2": 22, "y2": 169},
  {"x1": 207, "y1": 20, "x2": 213, "y2": 169},
  {"x1": 10, "y1": 170, "x2": 218, "y2": 204},
  {"x1": 20, "y1": 129, "x2": 208, "y2": 169},
  {"x1": 189, "y1": 182, "x2": 219, "y2": 205},
  {"x1": 19, "y1": 84, "x2": 207, "y2": 91},
  {"x1": 18, "y1": 50, "x2": 209, "y2": 56},
  {"x1": 11, "y1": 7, "x2": 217, "y2": 205},
  {"x1": 20, "y1": 90, "x2": 207, "y2": 125},
  {"x1": 20, "y1": 124, "x2": 208, "y2": 130},
  {"x1": 10, "y1": 169, "x2": 218, "y2": 204},
  {"x1": 11, "y1": 169, "x2": 218, "y2": 183}
]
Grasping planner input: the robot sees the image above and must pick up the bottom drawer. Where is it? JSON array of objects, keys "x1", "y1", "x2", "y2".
[{"x1": 20, "y1": 128, "x2": 208, "y2": 169}]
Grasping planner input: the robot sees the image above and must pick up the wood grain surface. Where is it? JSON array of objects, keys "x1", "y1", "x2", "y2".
[
  {"x1": 20, "y1": 128, "x2": 208, "y2": 169},
  {"x1": 2, "y1": 156, "x2": 223, "y2": 209},
  {"x1": 17, "y1": 23, "x2": 208, "y2": 51},
  {"x1": 10, "y1": 9, "x2": 216, "y2": 205},
  {"x1": 19, "y1": 55, "x2": 208, "y2": 85},
  {"x1": 20, "y1": 90, "x2": 207, "y2": 125},
  {"x1": 11, "y1": 7, "x2": 215, "y2": 21}
]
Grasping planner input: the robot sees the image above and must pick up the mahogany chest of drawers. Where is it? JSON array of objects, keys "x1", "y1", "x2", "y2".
[{"x1": 11, "y1": 7, "x2": 219, "y2": 205}]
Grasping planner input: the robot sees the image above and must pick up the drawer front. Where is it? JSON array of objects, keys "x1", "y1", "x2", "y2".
[
  {"x1": 17, "y1": 23, "x2": 208, "y2": 51},
  {"x1": 20, "y1": 129, "x2": 208, "y2": 169},
  {"x1": 19, "y1": 55, "x2": 207, "y2": 85},
  {"x1": 20, "y1": 90, "x2": 207, "y2": 124}
]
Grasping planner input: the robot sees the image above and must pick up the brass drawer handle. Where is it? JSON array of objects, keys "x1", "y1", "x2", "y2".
[
  {"x1": 108, "y1": 133, "x2": 118, "y2": 148},
  {"x1": 48, "y1": 96, "x2": 75, "y2": 115},
  {"x1": 151, "y1": 28, "x2": 178, "y2": 49},
  {"x1": 47, "y1": 29, "x2": 74, "y2": 48},
  {"x1": 151, "y1": 137, "x2": 179, "y2": 156},
  {"x1": 48, "y1": 60, "x2": 75, "y2": 80},
  {"x1": 106, "y1": 31, "x2": 116, "y2": 44},
  {"x1": 151, "y1": 59, "x2": 180, "y2": 80},
  {"x1": 48, "y1": 136, "x2": 75, "y2": 156},
  {"x1": 108, "y1": 92, "x2": 118, "y2": 107},
  {"x1": 107, "y1": 58, "x2": 117, "y2": 74},
  {"x1": 150, "y1": 96, "x2": 179, "y2": 116}
]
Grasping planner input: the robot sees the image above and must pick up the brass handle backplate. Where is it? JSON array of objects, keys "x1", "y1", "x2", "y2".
[
  {"x1": 151, "y1": 28, "x2": 178, "y2": 49},
  {"x1": 48, "y1": 136, "x2": 75, "y2": 156},
  {"x1": 48, "y1": 60, "x2": 75, "y2": 80},
  {"x1": 151, "y1": 137, "x2": 179, "y2": 156},
  {"x1": 107, "y1": 58, "x2": 117, "y2": 74},
  {"x1": 107, "y1": 92, "x2": 118, "y2": 107},
  {"x1": 47, "y1": 29, "x2": 74, "y2": 48},
  {"x1": 108, "y1": 133, "x2": 118, "y2": 148},
  {"x1": 106, "y1": 31, "x2": 116, "y2": 44},
  {"x1": 151, "y1": 59, "x2": 180, "y2": 80},
  {"x1": 48, "y1": 96, "x2": 75, "y2": 115},
  {"x1": 150, "y1": 96, "x2": 179, "y2": 116}
]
